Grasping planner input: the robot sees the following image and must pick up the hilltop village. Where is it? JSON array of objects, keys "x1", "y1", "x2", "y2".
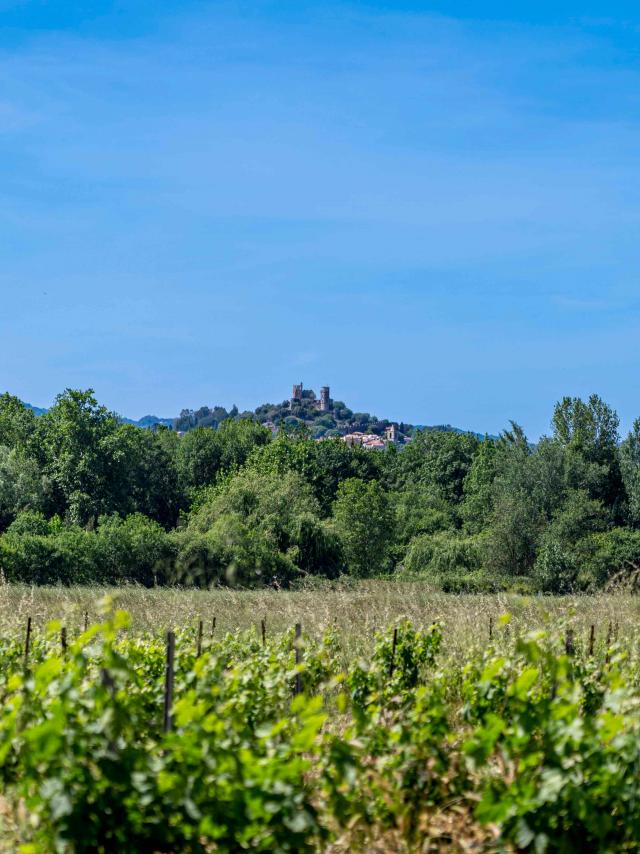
[
  {"x1": 258, "y1": 383, "x2": 413, "y2": 447},
  {"x1": 173, "y1": 382, "x2": 415, "y2": 445}
]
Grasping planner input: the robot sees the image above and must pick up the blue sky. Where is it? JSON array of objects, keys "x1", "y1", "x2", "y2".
[{"x1": 1, "y1": 1, "x2": 640, "y2": 438}]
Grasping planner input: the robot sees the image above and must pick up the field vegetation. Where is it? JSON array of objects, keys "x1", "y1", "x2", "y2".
[{"x1": 1, "y1": 584, "x2": 640, "y2": 851}]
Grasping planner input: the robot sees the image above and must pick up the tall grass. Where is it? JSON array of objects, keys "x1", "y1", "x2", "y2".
[{"x1": 1, "y1": 578, "x2": 638, "y2": 661}]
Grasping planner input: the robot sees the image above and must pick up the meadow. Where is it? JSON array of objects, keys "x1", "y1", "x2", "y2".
[{"x1": 1, "y1": 578, "x2": 637, "y2": 656}]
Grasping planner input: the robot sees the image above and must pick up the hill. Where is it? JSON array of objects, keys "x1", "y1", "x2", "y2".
[{"x1": 21, "y1": 383, "x2": 491, "y2": 440}]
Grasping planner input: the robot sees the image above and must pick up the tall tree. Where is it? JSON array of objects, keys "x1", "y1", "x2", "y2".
[
  {"x1": 552, "y1": 395, "x2": 625, "y2": 512},
  {"x1": 177, "y1": 427, "x2": 222, "y2": 493},
  {"x1": 620, "y1": 418, "x2": 640, "y2": 527},
  {"x1": 385, "y1": 429, "x2": 479, "y2": 505},
  {"x1": 332, "y1": 478, "x2": 394, "y2": 577},
  {"x1": 39, "y1": 389, "x2": 120, "y2": 525},
  {"x1": 0, "y1": 394, "x2": 36, "y2": 450}
]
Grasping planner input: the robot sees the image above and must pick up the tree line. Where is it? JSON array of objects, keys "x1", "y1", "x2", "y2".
[{"x1": 1, "y1": 388, "x2": 640, "y2": 592}]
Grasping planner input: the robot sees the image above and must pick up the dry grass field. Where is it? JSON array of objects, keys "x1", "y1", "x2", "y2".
[{"x1": 1, "y1": 578, "x2": 637, "y2": 660}]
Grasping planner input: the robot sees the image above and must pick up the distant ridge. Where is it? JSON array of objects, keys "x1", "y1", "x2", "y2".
[
  {"x1": 23, "y1": 402, "x2": 173, "y2": 430},
  {"x1": 24, "y1": 403, "x2": 47, "y2": 417}
]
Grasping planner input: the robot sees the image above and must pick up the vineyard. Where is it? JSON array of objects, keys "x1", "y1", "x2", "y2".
[{"x1": 1, "y1": 587, "x2": 640, "y2": 851}]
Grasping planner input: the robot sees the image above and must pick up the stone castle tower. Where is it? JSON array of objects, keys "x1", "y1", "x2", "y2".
[
  {"x1": 290, "y1": 382, "x2": 331, "y2": 411},
  {"x1": 291, "y1": 383, "x2": 303, "y2": 405}
]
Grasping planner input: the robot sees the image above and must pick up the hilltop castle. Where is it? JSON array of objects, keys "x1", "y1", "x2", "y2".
[{"x1": 290, "y1": 382, "x2": 332, "y2": 412}]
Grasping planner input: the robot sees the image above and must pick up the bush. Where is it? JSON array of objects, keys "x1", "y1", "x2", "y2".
[
  {"x1": 575, "y1": 527, "x2": 640, "y2": 589},
  {"x1": 403, "y1": 531, "x2": 484, "y2": 581},
  {"x1": 174, "y1": 469, "x2": 340, "y2": 586},
  {"x1": 0, "y1": 514, "x2": 174, "y2": 585},
  {"x1": 0, "y1": 525, "x2": 101, "y2": 584},
  {"x1": 532, "y1": 538, "x2": 578, "y2": 593},
  {"x1": 95, "y1": 514, "x2": 175, "y2": 585}
]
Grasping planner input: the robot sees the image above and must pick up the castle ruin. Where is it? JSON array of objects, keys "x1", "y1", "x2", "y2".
[{"x1": 290, "y1": 382, "x2": 332, "y2": 412}]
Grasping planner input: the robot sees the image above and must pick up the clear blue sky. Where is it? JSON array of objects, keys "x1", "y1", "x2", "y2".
[{"x1": 2, "y1": 1, "x2": 640, "y2": 438}]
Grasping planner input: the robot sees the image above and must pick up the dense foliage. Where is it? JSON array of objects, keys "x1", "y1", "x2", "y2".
[
  {"x1": 2, "y1": 605, "x2": 640, "y2": 851},
  {"x1": 2, "y1": 388, "x2": 640, "y2": 591}
]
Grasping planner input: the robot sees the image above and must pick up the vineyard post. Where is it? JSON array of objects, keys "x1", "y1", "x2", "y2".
[
  {"x1": 164, "y1": 630, "x2": 175, "y2": 733},
  {"x1": 61, "y1": 626, "x2": 67, "y2": 657},
  {"x1": 261, "y1": 618, "x2": 266, "y2": 646},
  {"x1": 197, "y1": 620, "x2": 203, "y2": 658},
  {"x1": 606, "y1": 621, "x2": 612, "y2": 664},
  {"x1": 84, "y1": 611, "x2": 89, "y2": 632},
  {"x1": 24, "y1": 616, "x2": 32, "y2": 668},
  {"x1": 489, "y1": 616, "x2": 493, "y2": 641},
  {"x1": 294, "y1": 622, "x2": 302, "y2": 695},
  {"x1": 100, "y1": 669, "x2": 117, "y2": 753},
  {"x1": 389, "y1": 627, "x2": 398, "y2": 679},
  {"x1": 211, "y1": 617, "x2": 216, "y2": 638},
  {"x1": 589, "y1": 624, "x2": 595, "y2": 657},
  {"x1": 101, "y1": 667, "x2": 115, "y2": 696},
  {"x1": 564, "y1": 629, "x2": 575, "y2": 656}
]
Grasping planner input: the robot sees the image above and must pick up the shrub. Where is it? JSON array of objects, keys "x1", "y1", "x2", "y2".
[
  {"x1": 575, "y1": 527, "x2": 640, "y2": 589},
  {"x1": 403, "y1": 531, "x2": 484, "y2": 582},
  {"x1": 532, "y1": 537, "x2": 578, "y2": 594}
]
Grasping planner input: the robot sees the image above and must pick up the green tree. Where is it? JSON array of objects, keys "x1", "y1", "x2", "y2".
[
  {"x1": 552, "y1": 394, "x2": 625, "y2": 512},
  {"x1": 38, "y1": 389, "x2": 121, "y2": 525},
  {"x1": 385, "y1": 430, "x2": 479, "y2": 505},
  {"x1": 175, "y1": 468, "x2": 339, "y2": 586},
  {"x1": 484, "y1": 424, "x2": 544, "y2": 577},
  {"x1": 114, "y1": 425, "x2": 182, "y2": 527},
  {"x1": 216, "y1": 419, "x2": 270, "y2": 471},
  {"x1": 177, "y1": 427, "x2": 222, "y2": 492},
  {"x1": 460, "y1": 438, "x2": 498, "y2": 533},
  {"x1": 392, "y1": 486, "x2": 454, "y2": 550},
  {"x1": 620, "y1": 418, "x2": 640, "y2": 527},
  {"x1": 483, "y1": 424, "x2": 575, "y2": 578},
  {"x1": 0, "y1": 447, "x2": 50, "y2": 531},
  {"x1": 0, "y1": 393, "x2": 37, "y2": 450},
  {"x1": 248, "y1": 433, "x2": 382, "y2": 515},
  {"x1": 332, "y1": 479, "x2": 394, "y2": 577}
]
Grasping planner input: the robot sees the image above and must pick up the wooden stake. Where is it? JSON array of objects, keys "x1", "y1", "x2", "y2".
[
  {"x1": 565, "y1": 629, "x2": 575, "y2": 656},
  {"x1": 294, "y1": 622, "x2": 302, "y2": 695},
  {"x1": 389, "y1": 627, "x2": 398, "y2": 678},
  {"x1": 164, "y1": 631, "x2": 175, "y2": 733},
  {"x1": 24, "y1": 616, "x2": 32, "y2": 668},
  {"x1": 588, "y1": 624, "x2": 595, "y2": 657},
  {"x1": 211, "y1": 616, "x2": 216, "y2": 638},
  {"x1": 489, "y1": 616, "x2": 493, "y2": 641},
  {"x1": 261, "y1": 618, "x2": 266, "y2": 646},
  {"x1": 196, "y1": 620, "x2": 203, "y2": 658},
  {"x1": 101, "y1": 667, "x2": 115, "y2": 694},
  {"x1": 61, "y1": 626, "x2": 67, "y2": 656},
  {"x1": 84, "y1": 611, "x2": 88, "y2": 632}
]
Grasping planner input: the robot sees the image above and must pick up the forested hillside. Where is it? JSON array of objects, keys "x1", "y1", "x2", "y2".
[
  {"x1": 2, "y1": 388, "x2": 640, "y2": 592},
  {"x1": 158, "y1": 396, "x2": 416, "y2": 438},
  {"x1": 27, "y1": 396, "x2": 448, "y2": 440}
]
